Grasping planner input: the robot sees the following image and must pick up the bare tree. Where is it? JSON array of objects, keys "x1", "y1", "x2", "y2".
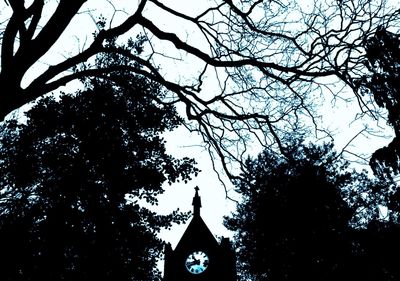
[{"x1": 0, "y1": 0, "x2": 399, "y2": 180}]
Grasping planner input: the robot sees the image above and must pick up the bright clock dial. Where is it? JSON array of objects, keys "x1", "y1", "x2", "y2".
[{"x1": 185, "y1": 250, "x2": 209, "y2": 274}]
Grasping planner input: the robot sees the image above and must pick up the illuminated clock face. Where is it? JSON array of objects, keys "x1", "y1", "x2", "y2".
[{"x1": 185, "y1": 250, "x2": 209, "y2": 274}]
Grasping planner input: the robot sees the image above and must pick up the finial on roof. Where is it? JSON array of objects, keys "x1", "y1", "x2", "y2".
[{"x1": 192, "y1": 186, "x2": 201, "y2": 217}]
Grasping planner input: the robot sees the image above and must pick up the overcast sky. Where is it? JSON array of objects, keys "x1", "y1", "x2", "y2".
[{"x1": 7, "y1": 0, "x2": 395, "y2": 250}]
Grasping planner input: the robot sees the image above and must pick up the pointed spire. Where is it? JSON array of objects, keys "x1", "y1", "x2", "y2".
[{"x1": 192, "y1": 186, "x2": 202, "y2": 217}]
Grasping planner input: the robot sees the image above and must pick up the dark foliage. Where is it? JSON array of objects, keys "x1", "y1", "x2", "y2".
[
  {"x1": 348, "y1": 221, "x2": 400, "y2": 281},
  {"x1": 0, "y1": 72, "x2": 198, "y2": 280},
  {"x1": 356, "y1": 26, "x2": 400, "y2": 176},
  {"x1": 354, "y1": 31, "x2": 400, "y2": 276},
  {"x1": 224, "y1": 140, "x2": 399, "y2": 281}
]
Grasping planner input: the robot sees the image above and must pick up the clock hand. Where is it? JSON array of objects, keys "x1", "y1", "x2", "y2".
[
  {"x1": 186, "y1": 257, "x2": 200, "y2": 266},
  {"x1": 187, "y1": 259, "x2": 200, "y2": 267}
]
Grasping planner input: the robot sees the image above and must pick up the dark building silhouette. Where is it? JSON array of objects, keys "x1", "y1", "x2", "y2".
[{"x1": 163, "y1": 187, "x2": 237, "y2": 281}]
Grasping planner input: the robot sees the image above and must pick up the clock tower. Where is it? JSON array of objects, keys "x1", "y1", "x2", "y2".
[{"x1": 163, "y1": 187, "x2": 237, "y2": 281}]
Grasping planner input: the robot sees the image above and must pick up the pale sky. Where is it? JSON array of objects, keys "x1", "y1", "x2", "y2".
[
  {"x1": 157, "y1": 126, "x2": 239, "y2": 247},
  {"x1": 0, "y1": 0, "x2": 240, "y2": 247},
  {"x1": 3, "y1": 0, "x2": 395, "y2": 261}
]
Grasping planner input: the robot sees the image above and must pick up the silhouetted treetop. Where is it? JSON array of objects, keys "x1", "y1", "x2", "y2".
[
  {"x1": 356, "y1": 27, "x2": 400, "y2": 176},
  {"x1": 224, "y1": 139, "x2": 397, "y2": 280},
  {"x1": 0, "y1": 63, "x2": 198, "y2": 280}
]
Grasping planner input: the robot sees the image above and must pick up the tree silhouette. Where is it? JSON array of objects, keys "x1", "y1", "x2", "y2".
[
  {"x1": 0, "y1": 1, "x2": 398, "y2": 178},
  {"x1": 353, "y1": 26, "x2": 400, "y2": 279},
  {"x1": 224, "y1": 139, "x2": 397, "y2": 281},
  {"x1": 0, "y1": 56, "x2": 198, "y2": 280},
  {"x1": 356, "y1": 27, "x2": 400, "y2": 176}
]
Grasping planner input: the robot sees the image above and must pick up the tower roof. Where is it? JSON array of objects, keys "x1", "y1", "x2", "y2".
[
  {"x1": 163, "y1": 187, "x2": 237, "y2": 281},
  {"x1": 174, "y1": 187, "x2": 219, "y2": 252}
]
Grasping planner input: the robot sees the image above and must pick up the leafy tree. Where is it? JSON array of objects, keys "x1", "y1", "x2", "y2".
[
  {"x1": 0, "y1": 62, "x2": 198, "y2": 280},
  {"x1": 356, "y1": 27, "x2": 400, "y2": 176},
  {"x1": 224, "y1": 139, "x2": 397, "y2": 281},
  {"x1": 0, "y1": 1, "x2": 398, "y2": 178},
  {"x1": 355, "y1": 29, "x2": 400, "y2": 267}
]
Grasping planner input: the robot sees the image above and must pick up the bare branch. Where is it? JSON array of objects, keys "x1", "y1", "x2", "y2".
[{"x1": 0, "y1": 0, "x2": 398, "y2": 179}]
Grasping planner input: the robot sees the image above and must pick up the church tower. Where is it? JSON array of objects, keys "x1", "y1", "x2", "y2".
[{"x1": 163, "y1": 187, "x2": 237, "y2": 281}]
